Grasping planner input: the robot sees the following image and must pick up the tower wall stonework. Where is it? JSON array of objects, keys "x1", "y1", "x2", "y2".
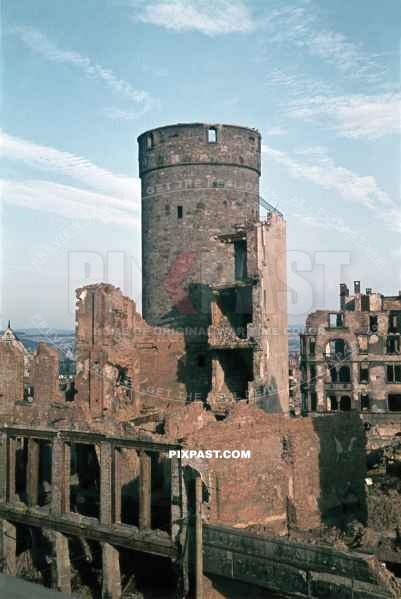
[{"x1": 138, "y1": 123, "x2": 261, "y2": 326}]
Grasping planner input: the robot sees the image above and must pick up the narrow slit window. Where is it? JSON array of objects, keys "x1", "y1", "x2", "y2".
[
  {"x1": 369, "y1": 315, "x2": 378, "y2": 333},
  {"x1": 359, "y1": 364, "x2": 369, "y2": 384},
  {"x1": 361, "y1": 393, "x2": 370, "y2": 411},
  {"x1": 329, "y1": 314, "x2": 337, "y2": 329},
  {"x1": 208, "y1": 128, "x2": 217, "y2": 143},
  {"x1": 387, "y1": 364, "x2": 401, "y2": 383},
  {"x1": 177, "y1": 206, "x2": 183, "y2": 220},
  {"x1": 146, "y1": 133, "x2": 154, "y2": 150}
]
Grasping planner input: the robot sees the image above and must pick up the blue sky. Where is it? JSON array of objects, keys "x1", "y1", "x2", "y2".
[{"x1": 1, "y1": 0, "x2": 400, "y2": 328}]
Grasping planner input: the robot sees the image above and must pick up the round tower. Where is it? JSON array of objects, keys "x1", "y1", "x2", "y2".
[{"x1": 138, "y1": 123, "x2": 261, "y2": 326}]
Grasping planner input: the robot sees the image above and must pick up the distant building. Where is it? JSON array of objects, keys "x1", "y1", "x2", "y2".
[
  {"x1": 288, "y1": 351, "x2": 301, "y2": 415},
  {"x1": 300, "y1": 282, "x2": 401, "y2": 413},
  {"x1": 0, "y1": 322, "x2": 31, "y2": 378}
]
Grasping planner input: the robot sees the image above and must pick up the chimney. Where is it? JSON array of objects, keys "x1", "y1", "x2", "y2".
[
  {"x1": 340, "y1": 283, "x2": 349, "y2": 309},
  {"x1": 354, "y1": 281, "x2": 360, "y2": 294}
]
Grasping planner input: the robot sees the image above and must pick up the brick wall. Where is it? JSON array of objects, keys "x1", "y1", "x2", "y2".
[
  {"x1": 166, "y1": 403, "x2": 366, "y2": 532},
  {"x1": 0, "y1": 343, "x2": 24, "y2": 418}
]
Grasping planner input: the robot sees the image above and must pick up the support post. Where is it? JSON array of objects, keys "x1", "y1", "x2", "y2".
[
  {"x1": 139, "y1": 451, "x2": 151, "y2": 530},
  {"x1": 0, "y1": 433, "x2": 7, "y2": 503},
  {"x1": 7, "y1": 437, "x2": 16, "y2": 503},
  {"x1": 51, "y1": 435, "x2": 64, "y2": 513},
  {"x1": 100, "y1": 442, "x2": 113, "y2": 526},
  {"x1": 0, "y1": 520, "x2": 16, "y2": 575},
  {"x1": 195, "y1": 476, "x2": 203, "y2": 599},
  {"x1": 113, "y1": 448, "x2": 121, "y2": 524},
  {"x1": 27, "y1": 437, "x2": 40, "y2": 507},
  {"x1": 102, "y1": 543, "x2": 121, "y2": 599},
  {"x1": 179, "y1": 460, "x2": 190, "y2": 598},
  {"x1": 52, "y1": 532, "x2": 71, "y2": 595},
  {"x1": 62, "y1": 443, "x2": 71, "y2": 512},
  {"x1": 170, "y1": 455, "x2": 181, "y2": 542}
]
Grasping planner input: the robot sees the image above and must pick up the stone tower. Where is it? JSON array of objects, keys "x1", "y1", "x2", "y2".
[
  {"x1": 138, "y1": 123, "x2": 289, "y2": 411},
  {"x1": 138, "y1": 123, "x2": 261, "y2": 326}
]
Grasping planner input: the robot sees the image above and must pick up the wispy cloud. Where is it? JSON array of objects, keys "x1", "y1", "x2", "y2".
[
  {"x1": 133, "y1": 0, "x2": 254, "y2": 35},
  {"x1": 265, "y1": 67, "x2": 336, "y2": 100},
  {"x1": 262, "y1": 145, "x2": 394, "y2": 211},
  {"x1": 103, "y1": 107, "x2": 146, "y2": 121},
  {"x1": 1, "y1": 131, "x2": 140, "y2": 200},
  {"x1": 1, "y1": 179, "x2": 139, "y2": 228},
  {"x1": 265, "y1": 126, "x2": 288, "y2": 137},
  {"x1": 1, "y1": 132, "x2": 140, "y2": 227},
  {"x1": 381, "y1": 205, "x2": 401, "y2": 233},
  {"x1": 10, "y1": 25, "x2": 156, "y2": 118},
  {"x1": 263, "y1": 3, "x2": 382, "y2": 82},
  {"x1": 287, "y1": 92, "x2": 401, "y2": 139},
  {"x1": 292, "y1": 213, "x2": 330, "y2": 229}
]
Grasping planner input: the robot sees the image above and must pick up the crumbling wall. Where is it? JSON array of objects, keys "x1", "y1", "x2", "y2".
[
  {"x1": 0, "y1": 342, "x2": 24, "y2": 419},
  {"x1": 206, "y1": 212, "x2": 290, "y2": 414},
  {"x1": 308, "y1": 414, "x2": 367, "y2": 525},
  {"x1": 75, "y1": 284, "x2": 187, "y2": 420},
  {"x1": 165, "y1": 403, "x2": 366, "y2": 533},
  {"x1": 253, "y1": 214, "x2": 289, "y2": 413},
  {"x1": 178, "y1": 405, "x2": 291, "y2": 532},
  {"x1": 30, "y1": 343, "x2": 62, "y2": 404}
]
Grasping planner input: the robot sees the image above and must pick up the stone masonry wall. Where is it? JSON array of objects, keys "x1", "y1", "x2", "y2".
[
  {"x1": 138, "y1": 123, "x2": 261, "y2": 326},
  {"x1": 0, "y1": 343, "x2": 24, "y2": 418}
]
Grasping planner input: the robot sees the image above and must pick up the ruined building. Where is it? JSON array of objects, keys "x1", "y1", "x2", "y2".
[
  {"x1": 300, "y1": 281, "x2": 401, "y2": 414},
  {"x1": 1, "y1": 126, "x2": 399, "y2": 598}
]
